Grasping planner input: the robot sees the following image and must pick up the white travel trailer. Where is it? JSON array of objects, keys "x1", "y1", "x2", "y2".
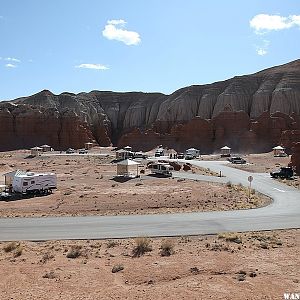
[
  {"x1": 185, "y1": 148, "x2": 200, "y2": 159},
  {"x1": 148, "y1": 162, "x2": 174, "y2": 177},
  {"x1": 12, "y1": 172, "x2": 57, "y2": 195},
  {"x1": 155, "y1": 148, "x2": 165, "y2": 157}
]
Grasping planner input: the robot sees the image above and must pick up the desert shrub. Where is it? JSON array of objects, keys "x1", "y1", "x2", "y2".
[
  {"x1": 226, "y1": 181, "x2": 232, "y2": 188},
  {"x1": 66, "y1": 245, "x2": 82, "y2": 258},
  {"x1": 42, "y1": 271, "x2": 57, "y2": 279},
  {"x1": 160, "y1": 240, "x2": 175, "y2": 256},
  {"x1": 107, "y1": 240, "x2": 118, "y2": 248},
  {"x1": 41, "y1": 252, "x2": 54, "y2": 263},
  {"x1": 14, "y1": 246, "x2": 23, "y2": 257},
  {"x1": 132, "y1": 237, "x2": 152, "y2": 257},
  {"x1": 3, "y1": 242, "x2": 19, "y2": 253},
  {"x1": 112, "y1": 264, "x2": 124, "y2": 273}
]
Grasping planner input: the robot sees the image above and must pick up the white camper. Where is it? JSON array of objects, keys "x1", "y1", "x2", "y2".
[
  {"x1": 185, "y1": 148, "x2": 200, "y2": 159},
  {"x1": 148, "y1": 162, "x2": 174, "y2": 177},
  {"x1": 155, "y1": 148, "x2": 165, "y2": 157},
  {"x1": 12, "y1": 172, "x2": 57, "y2": 194}
]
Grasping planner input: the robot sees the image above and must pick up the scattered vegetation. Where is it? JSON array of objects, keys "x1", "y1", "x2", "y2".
[
  {"x1": 112, "y1": 264, "x2": 124, "y2": 273},
  {"x1": 66, "y1": 245, "x2": 82, "y2": 258},
  {"x1": 3, "y1": 242, "x2": 19, "y2": 253},
  {"x1": 160, "y1": 240, "x2": 175, "y2": 256},
  {"x1": 132, "y1": 237, "x2": 152, "y2": 257},
  {"x1": 107, "y1": 240, "x2": 118, "y2": 248}
]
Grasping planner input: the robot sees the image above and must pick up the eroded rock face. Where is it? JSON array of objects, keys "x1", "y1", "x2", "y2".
[
  {"x1": 0, "y1": 103, "x2": 93, "y2": 151},
  {"x1": 290, "y1": 142, "x2": 300, "y2": 174},
  {"x1": 1, "y1": 59, "x2": 299, "y2": 151}
]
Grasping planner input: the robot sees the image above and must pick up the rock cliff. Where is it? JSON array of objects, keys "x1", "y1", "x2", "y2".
[{"x1": 0, "y1": 59, "x2": 300, "y2": 151}]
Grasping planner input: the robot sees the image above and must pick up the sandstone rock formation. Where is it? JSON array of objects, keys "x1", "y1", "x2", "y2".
[
  {"x1": 0, "y1": 59, "x2": 299, "y2": 152},
  {"x1": 289, "y1": 142, "x2": 300, "y2": 174}
]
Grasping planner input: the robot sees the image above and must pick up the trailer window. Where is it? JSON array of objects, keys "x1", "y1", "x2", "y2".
[{"x1": 23, "y1": 182, "x2": 28, "y2": 186}]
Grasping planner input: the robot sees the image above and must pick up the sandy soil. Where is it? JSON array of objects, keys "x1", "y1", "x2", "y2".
[
  {"x1": 0, "y1": 150, "x2": 269, "y2": 218},
  {"x1": 0, "y1": 229, "x2": 298, "y2": 300}
]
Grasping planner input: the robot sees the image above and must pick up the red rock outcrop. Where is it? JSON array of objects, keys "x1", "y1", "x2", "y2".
[
  {"x1": 0, "y1": 103, "x2": 93, "y2": 151},
  {"x1": 1, "y1": 59, "x2": 299, "y2": 152},
  {"x1": 289, "y1": 142, "x2": 300, "y2": 174}
]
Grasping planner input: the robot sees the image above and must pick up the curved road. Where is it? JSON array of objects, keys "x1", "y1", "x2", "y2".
[{"x1": 0, "y1": 160, "x2": 299, "y2": 241}]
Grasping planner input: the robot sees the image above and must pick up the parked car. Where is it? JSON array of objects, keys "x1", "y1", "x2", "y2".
[
  {"x1": 177, "y1": 153, "x2": 184, "y2": 159},
  {"x1": 78, "y1": 148, "x2": 88, "y2": 154},
  {"x1": 270, "y1": 167, "x2": 294, "y2": 179},
  {"x1": 66, "y1": 148, "x2": 75, "y2": 154},
  {"x1": 228, "y1": 157, "x2": 246, "y2": 164},
  {"x1": 184, "y1": 154, "x2": 195, "y2": 160},
  {"x1": 133, "y1": 152, "x2": 147, "y2": 159}
]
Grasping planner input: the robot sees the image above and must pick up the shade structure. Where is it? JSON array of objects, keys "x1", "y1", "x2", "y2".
[
  {"x1": 116, "y1": 159, "x2": 140, "y2": 177},
  {"x1": 273, "y1": 146, "x2": 284, "y2": 150},
  {"x1": 221, "y1": 146, "x2": 231, "y2": 150}
]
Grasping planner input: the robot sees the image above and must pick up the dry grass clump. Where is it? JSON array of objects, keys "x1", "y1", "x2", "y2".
[
  {"x1": 160, "y1": 240, "x2": 175, "y2": 256},
  {"x1": 3, "y1": 242, "x2": 19, "y2": 253},
  {"x1": 112, "y1": 264, "x2": 124, "y2": 273},
  {"x1": 132, "y1": 237, "x2": 152, "y2": 257},
  {"x1": 218, "y1": 232, "x2": 242, "y2": 244},
  {"x1": 107, "y1": 240, "x2": 118, "y2": 248},
  {"x1": 66, "y1": 245, "x2": 82, "y2": 259}
]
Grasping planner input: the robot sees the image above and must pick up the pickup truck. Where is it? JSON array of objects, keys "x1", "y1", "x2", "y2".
[
  {"x1": 270, "y1": 167, "x2": 294, "y2": 179},
  {"x1": 228, "y1": 157, "x2": 246, "y2": 164}
]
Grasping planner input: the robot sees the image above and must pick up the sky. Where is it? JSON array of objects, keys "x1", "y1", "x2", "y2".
[{"x1": 0, "y1": 0, "x2": 299, "y2": 100}]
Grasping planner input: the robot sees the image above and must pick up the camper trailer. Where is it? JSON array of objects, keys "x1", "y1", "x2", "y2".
[
  {"x1": 12, "y1": 172, "x2": 57, "y2": 195},
  {"x1": 185, "y1": 148, "x2": 200, "y2": 159},
  {"x1": 148, "y1": 162, "x2": 174, "y2": 177},
  {"x1": 155, "y1": 148, "x2": 165, "y2": 157}
]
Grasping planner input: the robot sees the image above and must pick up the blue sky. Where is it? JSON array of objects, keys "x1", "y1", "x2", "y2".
[{"x1": 1, "y1": 0, "x2": 299, "y2": 100}]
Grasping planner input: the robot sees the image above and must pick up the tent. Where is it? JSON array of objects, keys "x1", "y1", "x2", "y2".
[{"x1": 116, "y1": 159, "x2": 140, "y2": 177}]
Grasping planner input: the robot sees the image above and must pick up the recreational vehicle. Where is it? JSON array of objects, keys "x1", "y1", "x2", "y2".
[
  {"x1": 155, "y1": 148, "x2": 165, "y2": 157},
  {"x1": 12, "y1": 172, "x2": 57, "y2": 195},
  {"x1": 185, "y1": 148, "x2": 200, "y2": 159},
  {"x1": 148, "y1": 162, "x2": 174, "y2": 177}
]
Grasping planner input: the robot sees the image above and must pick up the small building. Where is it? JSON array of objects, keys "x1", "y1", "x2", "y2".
[
  {"x1": 84, "y1": 142, "x2": 94, "y2": 150},
  {"x1": 273, "y1": 145, "x2": 286, "y2": 157},
  {"x1": 40, "y1": 144, "x2": 52, "y2": 152},
  {"x1": 116, "y1": 159, "x2": 140, "y2": 177},
  {"x1": 30, "y1": 146, "x2": 43, "y2": 156},
  {"x1": 220, "y1": 146, "x2": 231, "y2": 157}
]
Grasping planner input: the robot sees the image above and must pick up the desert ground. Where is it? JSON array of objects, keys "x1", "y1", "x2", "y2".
[
  {"x1": 0, "y1": 149, "x2": 269, "y2": 218},
  {"x1": 0, "y1": 149, "x2": 299, "y2": 300},
  {"x1": 0, "y1": 229, "x2": 299, "y2": 300}
]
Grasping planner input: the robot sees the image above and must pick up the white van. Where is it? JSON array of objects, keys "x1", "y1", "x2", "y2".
[{"x1": 12, "y1": 172, "x2": 57, "y2": 195}]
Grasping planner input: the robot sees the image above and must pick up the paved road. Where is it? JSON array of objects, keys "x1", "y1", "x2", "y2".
[{"x1": 0, "y1": 160, "x2": 299, "y2": 241}]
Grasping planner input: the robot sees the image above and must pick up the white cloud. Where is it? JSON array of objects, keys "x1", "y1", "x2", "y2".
[
  {"x1": 255, "y1": 39, "x2": 270, "y2": 56},
  {"x1": 75, "y1": 63, "x2": 109, "y2": 70},
  {"x1": 250, "y1": 14, "x2": 300, "y2": 34},
  {"x1": 102, "y1": 19, "x2": 141, "y2": 45},
  {"x1": 5, "y1": 57, "x2": 21, "y2": 63},
  {"x1": 5, "y1": 63, "x2": 17, "y2": 68},
  {"x1": 257, "y1": 48, "x2": 267, "y2": 56}
]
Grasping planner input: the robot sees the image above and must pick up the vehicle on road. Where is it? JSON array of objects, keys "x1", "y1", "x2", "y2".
[
  {"x1": 66, "y1": 148, "x2": 75, "y2": 154},
  {"x1": 270, "y1": 167, "x2": 294, "y2": 179},
  {"x1": 185, "y1": 154, "x2": 195, "y2": 160},
  {"x1": 177, "y1": 152, "x2": 184, "y2": 159},
  {"x1": 133, "y1": 152, "x2": 147, "y2": 159},
  {"x1": 148, "y1": 162, "x2": 174, "y2": 177},
  {"x1": 228, "y1": 157, "x2": 246, "y2": 164},
  {"x1": 185, "y1": 148, "x2": 200, "y2": 159},
  {"x1": 78, "y1": 148, "x2": 88, "y2": 154}
]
